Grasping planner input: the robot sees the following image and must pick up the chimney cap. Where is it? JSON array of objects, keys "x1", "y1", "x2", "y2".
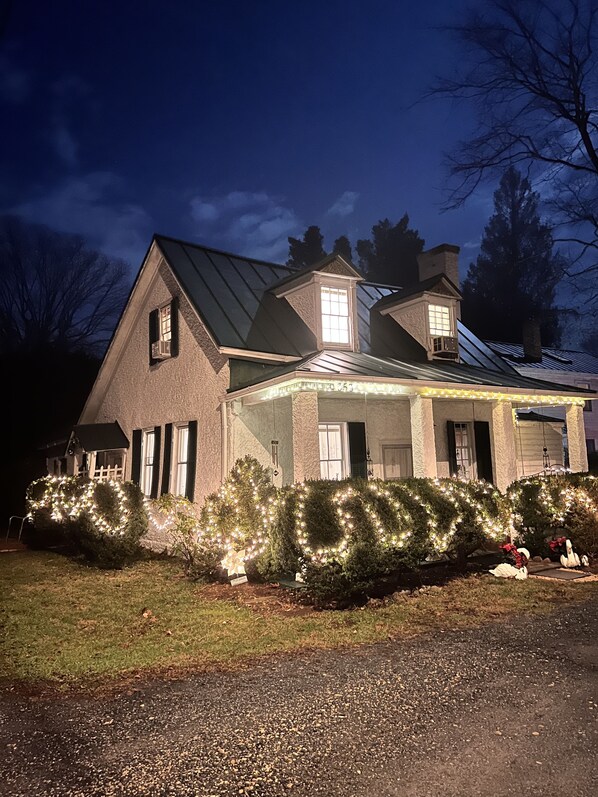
[{"x1": 420, "y1": 243, "x2": 460, "y2": 257}]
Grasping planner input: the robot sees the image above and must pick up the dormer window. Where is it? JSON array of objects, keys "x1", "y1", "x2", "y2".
[
  {"x1": 321, "y1": 286, "x2": 350, "y2": 345},
  {"x1": 428, "y1": 304, "x2": 452, "y2": 337}
]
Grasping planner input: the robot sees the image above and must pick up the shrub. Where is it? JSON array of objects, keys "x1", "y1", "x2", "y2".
[
  {"x1": 153, "y1": 493, "x2": 223, "y2": 581},
  {"x1": 256, "y1": 476, "x2": 512, "y2": 606},
  {"x1": 509, "y1": 474, "x2": 598, "y2": 560},
  {"x1": 26, "y1": 476, "x2": 147, "y2": 568}
]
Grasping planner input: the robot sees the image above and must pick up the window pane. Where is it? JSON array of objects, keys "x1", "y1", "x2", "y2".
[
  {"x1": 428, "y1": 304, "x2": 452, "y2": 337},
  {"x1": 321, "y1": 286, "x2": 350, "y2": 344},
  {"x1": 159, "y1": 305, "x2": 172, "y2": 341},
  {"x1": 318, "y1": 423, "x2": 345, "y2": 480}
]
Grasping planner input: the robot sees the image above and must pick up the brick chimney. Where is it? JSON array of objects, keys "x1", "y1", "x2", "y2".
[
  {"x1": 417, "y1": 244, "x2": 460, "y2": 288},
  {"x1": 522, "y1": 318, "x2": 542, "y2": 362}
]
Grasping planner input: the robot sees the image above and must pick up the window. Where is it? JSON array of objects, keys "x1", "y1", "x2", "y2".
[
  {"x1": 454, "y1": 422, "x2": 473, "y2": 479},
  {"x1": 382, "y1": 445, "x2": 413, "y2": 480},
  {"x1": 141, "y1": 429, "x2": 155, "y2": 496},
  {"x1": 159, "y1": 304, "x2": 172, "y2": 342},
  {"x1": 319, "y1": 423, "x2": 347, "y2": 479},
  {"x1": 587, "y1": 439, "x2": 596, "y2": 454},
  {"x1": 174, "y1": 425, "x2": 189, "y2": 496},
  {"x1": 428, "y1": 304, "x2": 452, "y2": 337},
  {"x1": 321, "y1": 286, "x2": 350, "y2": 345}
]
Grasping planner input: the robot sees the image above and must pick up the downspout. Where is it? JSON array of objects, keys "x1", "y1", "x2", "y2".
[{"x1": 220, "y1": 401, "x2": 228, "y2": 482}]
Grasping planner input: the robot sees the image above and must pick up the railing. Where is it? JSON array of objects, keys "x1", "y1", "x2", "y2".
[{"x1": 91, "y1": 465, "x2": 124, "y2": 482}]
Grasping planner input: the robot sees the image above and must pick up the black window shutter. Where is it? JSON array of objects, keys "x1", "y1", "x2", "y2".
[
  {"x1": 161, "y1": 423, "x2": 173, "y2": 495},
  {"x1": 446, "y1": 421, "x2": 458, "y2": 476},
  {"x1": 131, "y1": 429, "x2": 142, "y2": 485},
  {"x1": 150, "y1": 425, "x2": 161, "y2": 498},
  {"x1": 170, "y1": 297, "x2": 179, "y2": 357},
  {"x1": 149, "y1": 309, "x2": 159, "y2": 366},
  {"x1": 186, "y1": 420, "x2": 198, "y2": 501},
  {"x1": 348, "y1": 422, "x2": 367, "y2": 479},
  {"x1": 474, "y1": 421, "x2": 494, "y2": 484}
]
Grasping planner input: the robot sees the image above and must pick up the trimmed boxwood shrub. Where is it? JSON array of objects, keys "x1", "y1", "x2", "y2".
[
  {"x1": 257, "y1": 475, "x2": 512, "y2": 605},
  {"x1": 509, "y1": 474, "x2": 598, "y2": 560},
  {"x1": 26, "y1": 476, "x2": 147, "y2": 568}
]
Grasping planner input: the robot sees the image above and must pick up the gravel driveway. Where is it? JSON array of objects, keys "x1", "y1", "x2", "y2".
[{"x1": 2, "y1": 601, "x2": 597, "y2": 797}]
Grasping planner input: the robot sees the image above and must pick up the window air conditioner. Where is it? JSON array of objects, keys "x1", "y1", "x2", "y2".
[
  {"x1": 432, "y1": 336, "x2": 459, "y2": 358},
  {"x1": 152, "y1": 339, "x2": 171, "y2": 359}
]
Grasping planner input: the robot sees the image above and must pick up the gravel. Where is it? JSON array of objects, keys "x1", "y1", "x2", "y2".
[{"x1": 1, "y1": 602, "x2": 597, "y2": 797}]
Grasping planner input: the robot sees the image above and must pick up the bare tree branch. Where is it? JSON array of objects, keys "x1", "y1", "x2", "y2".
[{"x1": 0, "y1": 215, "x2": 130, "y2": 355}]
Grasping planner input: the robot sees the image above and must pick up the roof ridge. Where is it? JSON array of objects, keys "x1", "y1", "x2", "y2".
[{"x1": 153, "y1": 233, "x2": 299, "y2": 272}]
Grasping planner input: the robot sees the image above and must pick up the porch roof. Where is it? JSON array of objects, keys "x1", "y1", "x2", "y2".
[
  {"x1": 228, "y1": 349, "x2": 597, "y2": 397},
  {"x1": 72, "y1": 422, "x2": 129, "y2": 452}
]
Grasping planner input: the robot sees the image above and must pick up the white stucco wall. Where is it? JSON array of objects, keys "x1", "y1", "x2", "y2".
[
  {"x1": 319, "y1": 396, "x2": 412, "y2": 479},
  {"x1": 388, "y1": 303, "x2": 429, "y2": 350},
  {"x1": 81, "y1": 257, "x2": 229, "y2": 508},
  {"x1": 229, "y1": 396, "x2": 294, "y2": 486}
]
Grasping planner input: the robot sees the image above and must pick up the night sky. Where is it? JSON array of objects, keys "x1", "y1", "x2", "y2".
[{"x1": 3, "y1": 0, "x2": 493, "y2": 276}]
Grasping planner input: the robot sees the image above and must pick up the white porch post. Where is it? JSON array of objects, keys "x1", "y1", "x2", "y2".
[
  {"x1": 491, "y1": 400, "x2": 518, "y2": 492},
  {"x1": 409, "y1": 395, "x2": 437, "y2": 478},
  {"x1": 566, "y1": 403, "x2": 589, "y2": 473},
  {"x1": 292, "y1": 391, "x2": 321, "y2": 482}
]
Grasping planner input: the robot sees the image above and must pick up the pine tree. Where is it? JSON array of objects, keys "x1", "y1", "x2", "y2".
[
  {"x1": 332, "y1": 235, "x2": 352, "y2": 262},
  {"x1": 462, "y1": 167, "x2": 563, "y2": 345},
  {"x1": 286, "y1": 226, "x2": 327, "y2": 269},
  {"x1": 356, "y1": 215, "x2": 424, "y2": 286}
]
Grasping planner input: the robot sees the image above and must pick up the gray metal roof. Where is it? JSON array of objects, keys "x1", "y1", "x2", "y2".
[
  {"x1": 156, "y1": 235, "x2": 518, "y2": 376},
  {"x1": 487, "y1": 341, "x2": 598, "y2": 374},
  {"x1": 229, "y1": 349, "x2": 592, "y2": 395}
]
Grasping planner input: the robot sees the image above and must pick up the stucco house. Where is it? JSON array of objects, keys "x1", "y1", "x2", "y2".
[{"x1": 49, "y1": 235, "x2": 595, "y2": 508}]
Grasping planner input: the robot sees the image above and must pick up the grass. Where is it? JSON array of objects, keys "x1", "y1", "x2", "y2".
[{"x1": 1, "y1": 551, "x2": 597, "y2": 690}]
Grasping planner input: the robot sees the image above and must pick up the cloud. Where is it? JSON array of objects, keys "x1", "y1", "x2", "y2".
[
  {"x1": 13, "y1": 172, "x2": 152, "y2": 265},
  {"x1": 462, "y1": 238, "x2": 481, "y2": 250},
  {"x1": 189, "y1": 190, "x2": 301, "y2": 261},
  {"x1": 327, "y1": 190, "x2": 359, "y2": 218}
]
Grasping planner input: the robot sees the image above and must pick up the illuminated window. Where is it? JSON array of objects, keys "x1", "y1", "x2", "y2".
[
  {"x1": 321, "y1": 286, "x2": 350, "y2": 345},
  {"x1": 141, "y1": 429, "x2": 155, "y2": 496},
  {"x1": 174, "y1": 425, "x2": 189, "y2": 496},
  {"x1": 159, "y1": 304, "x2": 172, "y2": 342},
  {"x1": 428, "y1": 304, "x2": 452, "y2": 337},
  {"x1": 319, "y1": 423, "x2": 347, "y2": 479}
]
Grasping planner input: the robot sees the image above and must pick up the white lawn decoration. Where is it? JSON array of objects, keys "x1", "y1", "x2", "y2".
[
  {"x1": 489, "y1": 547, "x2": 530, "y2": 580},
  {"x1": 560, "y1": 539, "x2": 582, "y2": 568},
  {"x1": 221, "y1": 549, "x2": 246, "y2": 577}
]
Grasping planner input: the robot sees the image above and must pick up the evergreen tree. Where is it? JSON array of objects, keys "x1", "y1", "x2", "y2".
[
  {"x1": 462, "y1": 167, "x2": 563, "y2": 345},
  {"x1": 286, "y1": 225, "x2": 326, "y2": 269},
  {"x1": 332, "y1": 235, "x2": 352, "y2": 262},
  {"x1": 356, "y1": 215, "x2": 424, "y2": 285}
]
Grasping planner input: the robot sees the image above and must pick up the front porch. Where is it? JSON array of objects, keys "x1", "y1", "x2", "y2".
[{"x1": 226, "y1": 377, "x2": 590, "y2": 492}]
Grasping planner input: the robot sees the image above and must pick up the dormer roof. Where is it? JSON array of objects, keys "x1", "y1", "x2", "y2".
[
  {"x1": 268, "y1": 252, "x2": 363, "y2": 296},
  {"x1": 373, "y1": 274, "x2": 462, "y2": 313}
]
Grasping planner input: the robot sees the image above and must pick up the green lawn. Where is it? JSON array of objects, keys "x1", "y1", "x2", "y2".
[{"x1": 1, "y1": 551, "x2": 596, "y2": 690}]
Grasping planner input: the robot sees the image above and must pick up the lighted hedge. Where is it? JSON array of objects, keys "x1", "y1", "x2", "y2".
[
  {"x1": 509, "y1": 474, "x2": 598, "y2": 559},
  {"x1": 26, "y1": 475, "x2": 147, "y2": 567}
]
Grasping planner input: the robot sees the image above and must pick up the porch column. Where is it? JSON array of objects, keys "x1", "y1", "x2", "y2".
[
  {"x1": 292, "y1": 391, "x2": 321, "y2": 482},
  {"x1": 491, "y1": 400, "x2": 518, "y2": 492},
  {"x1": 566, "y1": 403, "x2": 589, "y2": 473},
  {"x1": 409, "y1": 395, "x2": 437, "y2": 478}
]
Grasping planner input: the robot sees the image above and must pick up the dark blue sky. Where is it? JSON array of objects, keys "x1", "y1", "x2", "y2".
[{"x1": 2, "y1": 0, "x2": 493, "y2": 277}]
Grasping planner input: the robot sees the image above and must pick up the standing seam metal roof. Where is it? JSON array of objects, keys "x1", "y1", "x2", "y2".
[
  {"x1": 155, "y1": 235, "x2": 521, "y2": 374},
  {"x1": 228, "y1": 349, "x2": 593, "y2": 395}
]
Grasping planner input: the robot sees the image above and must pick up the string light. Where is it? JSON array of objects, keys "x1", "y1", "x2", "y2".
[
  {"x1": 26, "y1": 475, "x2": 131, "y2": 536},
  {"x1": 257, "y1": 377, "x2": 587, "y2": 406}
]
